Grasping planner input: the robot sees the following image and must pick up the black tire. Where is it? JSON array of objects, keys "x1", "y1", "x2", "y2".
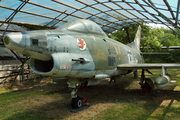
[
  {"x1": 144, "y1": 78, "x2": 154, "y2": 90},
  {"x1": 71, "y1": 96, "x2": 82, "y2": 108}
]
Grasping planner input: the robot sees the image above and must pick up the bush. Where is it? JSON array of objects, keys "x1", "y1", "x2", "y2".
[{"x1": 143, "y1": 49, "x2": 180, "y2": 63}]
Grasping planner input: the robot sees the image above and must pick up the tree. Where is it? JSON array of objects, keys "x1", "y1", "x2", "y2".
[{"x1": 108, "y1": 24, "x2": 141, "y2": 44}]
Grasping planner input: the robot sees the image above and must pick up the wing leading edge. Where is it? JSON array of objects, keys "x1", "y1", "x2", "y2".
[{"x1": 117, "y1": 63, "x2": 180, "y2": 70}]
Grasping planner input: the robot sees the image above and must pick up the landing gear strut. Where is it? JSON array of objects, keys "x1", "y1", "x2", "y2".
[
  {"x1": 109, "y1": 76, "x2": 121, "y2": 84},
  {"x1": 139, "y1": 69, "x2": 154, "y2": 95},
  {"x1": 71, "y1": 84, "x2": 89, "y2": 109}
]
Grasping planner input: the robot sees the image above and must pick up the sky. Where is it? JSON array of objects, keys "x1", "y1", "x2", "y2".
[
  {"x1": 146, "y1": 23, "x2": 169, "y2": 29},
  {"x1": 0, "y1": 0, "x2": 178, "y2": 33}
]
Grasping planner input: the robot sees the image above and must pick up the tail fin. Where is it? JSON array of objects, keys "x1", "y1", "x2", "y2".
[
  {"x1": 133, "y1": 25, "x2": 141, "y2": 52},
  {"x1": 127, "y1": 25, "x2": 141, "y2": 51}
]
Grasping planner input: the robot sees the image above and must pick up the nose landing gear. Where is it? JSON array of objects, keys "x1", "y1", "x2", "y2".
[
  {"x1": 71, "y1": 96, "x2": 82, "y2": 108},
  {"x1": 71, "y1": 86, "x2": 89, "y2": 109},
  {"x1": 71, "y1": 95, "x2": 89, "y2": 108}
]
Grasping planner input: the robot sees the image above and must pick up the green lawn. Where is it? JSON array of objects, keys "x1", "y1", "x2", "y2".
[{"x1": 0, "y1": 69, "x2": 180, "y2": 120}]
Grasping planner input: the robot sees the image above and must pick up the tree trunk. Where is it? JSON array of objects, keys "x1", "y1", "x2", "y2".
[
  {"x1": 124, "y1": 27, "x2": 131, "y2": 43},
  {"x1": 133, "y1": 70, "x2": 138, "y2": 78}
]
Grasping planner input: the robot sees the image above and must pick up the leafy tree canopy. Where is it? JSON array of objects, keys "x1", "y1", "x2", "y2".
[
  {"x1": 108, "y1": 24, "x2": 180, "y2": 52},
  {"x1": 108, "y1": 24, "x2": 180, "y2": 63}
]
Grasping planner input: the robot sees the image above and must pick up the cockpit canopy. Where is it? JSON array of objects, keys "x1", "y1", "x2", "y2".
[{"x1": 56, "y1": 19, "x2": 107, "y2": 37}]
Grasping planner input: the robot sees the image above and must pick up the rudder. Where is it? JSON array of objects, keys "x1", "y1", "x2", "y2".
[{"x1": 133, "y1": 25, "x2": 141, "y2": 52}]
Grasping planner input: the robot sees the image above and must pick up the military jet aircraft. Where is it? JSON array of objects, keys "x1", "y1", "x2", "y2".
[{"x1": 3, "y1": 19, "x2": 180, "y2": 108}]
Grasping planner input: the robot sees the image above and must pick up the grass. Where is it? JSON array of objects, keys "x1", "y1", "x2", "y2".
[
  {"x1": 0, "y1": 69, "x2": 180, "y2": 120},
  {"x1": 92, "y1": 103, "x2": 150, "y2": 120}
]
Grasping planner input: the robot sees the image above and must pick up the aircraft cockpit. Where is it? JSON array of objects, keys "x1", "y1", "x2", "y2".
[{"x1": 56, "y1": 19, "x2": 107, "y2": 37}]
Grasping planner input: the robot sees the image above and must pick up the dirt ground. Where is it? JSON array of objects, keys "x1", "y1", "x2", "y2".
[{"x1": 1, "y1": 75, "x2": 180, "y2": 120}]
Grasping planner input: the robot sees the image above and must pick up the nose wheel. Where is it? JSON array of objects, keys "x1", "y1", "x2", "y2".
[
  {"x1": 71, "y1": 96, "x2": 82, "y2": 108},
  {"x1": 71, "y1": 88, "x2": 89, "y2": 109}
]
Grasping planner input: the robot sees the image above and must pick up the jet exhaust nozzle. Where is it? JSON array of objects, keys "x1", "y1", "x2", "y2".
[{"x1": 154, "y1": 75, "x2": 171, "y2": 88}]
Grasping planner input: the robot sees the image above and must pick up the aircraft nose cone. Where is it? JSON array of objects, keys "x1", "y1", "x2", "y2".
[
  {"x1": 4, "y1": 35, "x2": 10, "y2": 45},
  {"x1": 3, "y1": 32, "x2": 24, "y2": 53}
]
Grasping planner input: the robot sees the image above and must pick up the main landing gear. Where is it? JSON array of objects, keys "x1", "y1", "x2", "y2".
[
  {"x1": 109, "y1": 76, "x2": 121, "y2": 84},
  {"x1": 139, "y1": 69, "x2": 154, "y2": 95}
]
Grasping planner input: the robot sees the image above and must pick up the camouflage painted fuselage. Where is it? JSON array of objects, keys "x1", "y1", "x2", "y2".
[
  {"x1": 4, "y1": 19, "x2": 142, "y2": 81},
  {"x1": 5, "y1": 19, "x2": 180, "y2": 89}
]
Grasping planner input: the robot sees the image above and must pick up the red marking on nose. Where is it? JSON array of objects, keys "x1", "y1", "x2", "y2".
[{"x1": 77, "y1": 38, "x2": 85, "y2": 49}]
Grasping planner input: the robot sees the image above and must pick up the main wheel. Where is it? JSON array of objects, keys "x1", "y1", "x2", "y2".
[
  {"x1": 71, "y1": 96, "x2": 82, "y2": 108},
  {"x1": 144, "y1": 78, "x2": 154, "y2": 90}
]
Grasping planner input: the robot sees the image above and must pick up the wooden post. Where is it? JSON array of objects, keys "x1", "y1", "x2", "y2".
[
  {"x1": 134, "y1": 70, "x2": 138, "y2": 78},
  {"x1": 21, "y1": 63, "x2": 24, "y2": 82}
]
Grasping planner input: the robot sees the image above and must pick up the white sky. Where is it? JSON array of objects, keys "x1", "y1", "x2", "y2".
[{"x1": 145, "y1": 23, "x2": 169, "y2": 29}]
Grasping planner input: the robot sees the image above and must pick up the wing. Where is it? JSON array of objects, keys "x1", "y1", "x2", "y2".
[{"x1": 117, "y1": 63, "x2": 180, "y2": 70}]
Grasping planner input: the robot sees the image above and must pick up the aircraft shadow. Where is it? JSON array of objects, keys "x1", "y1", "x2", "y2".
[{"x1": 2, "y1": 76, "x2": 180, "y2": 120}]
